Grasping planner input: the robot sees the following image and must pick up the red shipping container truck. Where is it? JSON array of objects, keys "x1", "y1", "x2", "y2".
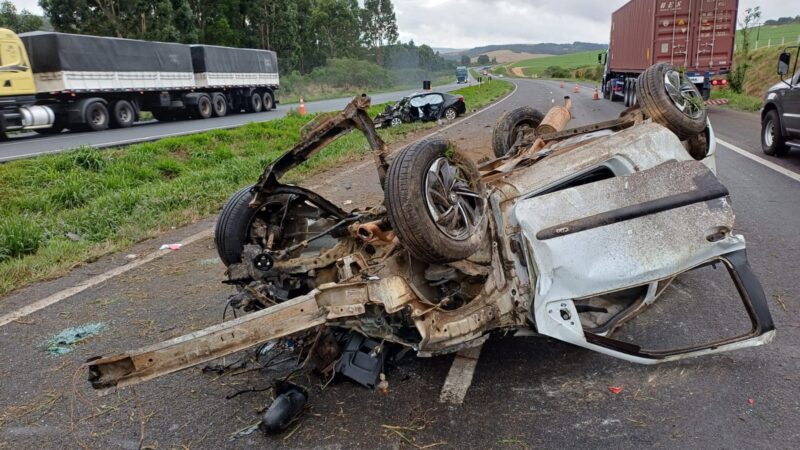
[{"x1": 600, "y1": 0, "x2": 738, "y2": 104}]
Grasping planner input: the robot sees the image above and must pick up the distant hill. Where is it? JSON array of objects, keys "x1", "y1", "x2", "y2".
[
  {"x1": 432, "y1": 47, "x2": 468, "y2": 55},
  {"x1": 442, "y1": 42, "x2": 608, "y2": 60}
]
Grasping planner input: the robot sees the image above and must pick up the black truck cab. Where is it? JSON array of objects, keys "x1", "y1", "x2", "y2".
[{"x1": 761, "y1": 47, "x2": 800, "y2": 156}]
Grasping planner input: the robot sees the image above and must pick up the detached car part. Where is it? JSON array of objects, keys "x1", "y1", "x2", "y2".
[{"x1": 88, "y1": 63, "x2": 774, "y2": 394}]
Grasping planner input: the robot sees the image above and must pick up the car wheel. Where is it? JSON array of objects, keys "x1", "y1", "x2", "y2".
[
  {"x1": 636, "y1": 63, "x2": 707, "y2": 140},
  {"x1": 84, "y1": 101, "x2": 109, "y2": 131},
  {"x1": 761, "y1": 109, "x2": 790, "y2": 156},
  {"x1": 491, "y1": 106, "x2": 544, "y2": 158},
  {"x1": 215, "y1": 187, "x2": 298, "y2": 266},
  {"x1": 390, "y1": 117, "x2": 403, "y2": 127},
  {"x1": 443, "y1": 107, "x2": 457, "y2": 121},
  {"x1": 109, "y1": 100, "x2": 135, "y2": 128},
  {"x1": 212, "y1": 93, "x2": 227, "y2": 117},
  {"x1": 385, "y1": 137, "x2": 488, "y2": 263},
  {"x1": 262, "y1": 91, "x2": 275, "y2": 110},
  {"x1": 248, "y1": 92, "x2": 263, "y2": 113}
]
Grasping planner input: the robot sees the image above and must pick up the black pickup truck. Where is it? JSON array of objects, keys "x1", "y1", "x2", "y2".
[{"x1": 761, "y1": 47, "x2": 800, "y2": 156}]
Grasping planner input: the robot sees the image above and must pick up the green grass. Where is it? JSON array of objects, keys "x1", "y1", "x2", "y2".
[
  {"x1": 710, "y1": 89, "x2": 762, "y2": 112},
  {"x1": 0, "y1": 80, "x2": 513, "y2": 297},
  {"x1": 510, "y1": 51, "x2": 600, "y2": 76},
  {"x1": 738, "y1": 23, "x2": 800, "y2": 51}
]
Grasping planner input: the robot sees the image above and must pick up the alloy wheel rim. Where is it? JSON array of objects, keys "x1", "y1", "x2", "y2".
[
  {"x1": 663, "y1": 69, "x2": 704, "y2": 120},
  {"x1": 391, "y1": 117, "x2": 402, "y2": 127},
  {"x1": 424, "y1": 156, "x2": 484, "y2": 241},
  {"x1": 445, "y1": 109, "x2": 456, "y2": 120}
]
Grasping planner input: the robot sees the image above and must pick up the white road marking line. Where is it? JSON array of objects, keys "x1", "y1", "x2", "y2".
[
  {"x1": 0, "y1": 82, "x2": 521, "y2": 327},
  {"x1": 439, "y1": 344, "x2": 484, "y2": 405},
  {"x1": 716, "y1": 138, "x2": 800, "y2": 183},
  {"x1": 0, "y1": 228, "x2": 213, "y2": 328}
]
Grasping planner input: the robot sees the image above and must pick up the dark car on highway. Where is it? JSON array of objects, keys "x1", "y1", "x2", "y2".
[
  {"x1": 374, "y1": 91, "x2": 466, "y2": 128},
  {"x1": 761, "y1": 47, "x2": 800, "y2": 156}
]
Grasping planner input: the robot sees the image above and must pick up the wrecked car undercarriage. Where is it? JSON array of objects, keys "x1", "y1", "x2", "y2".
[{"x1": 86, "y1": 63, "x2": 775, "y2": 429}]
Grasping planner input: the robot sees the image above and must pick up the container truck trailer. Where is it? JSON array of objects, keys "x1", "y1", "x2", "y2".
[
  {"x1": 0, "y1": 29, "x2": 278, "y2": 138},
  {"x1": 599, "y1": 0, "x2": 737, "y2": 106}
]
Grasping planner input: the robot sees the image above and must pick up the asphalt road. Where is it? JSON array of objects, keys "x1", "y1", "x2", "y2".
[
  {"x1": 0, "y1": 77, "x2": 798, "y2": 449},
  {"x1": 0, "y1": 79, "x2": 473, "y2": 162}
]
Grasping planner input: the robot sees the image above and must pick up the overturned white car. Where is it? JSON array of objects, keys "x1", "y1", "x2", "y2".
[{"x1": 88, "y1": 64, "x2": 774, "y2": 427}]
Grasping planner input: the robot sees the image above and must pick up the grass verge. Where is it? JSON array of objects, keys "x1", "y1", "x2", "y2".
[
  {"x1": 0, "y1": 80, "x2": 513, "y2": 297},
  {"x1": 710, "y1": 89, "x2": 763, "y2": 112}
]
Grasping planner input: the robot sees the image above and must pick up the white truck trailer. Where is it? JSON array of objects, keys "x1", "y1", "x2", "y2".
[{"x1": 0, "y1": 29, "x2": 279, "y2": 136}]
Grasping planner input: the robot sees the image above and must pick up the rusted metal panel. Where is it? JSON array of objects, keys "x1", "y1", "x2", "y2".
[{"x1": 611, "y1": 0, "x2": 738, "y2": 73}]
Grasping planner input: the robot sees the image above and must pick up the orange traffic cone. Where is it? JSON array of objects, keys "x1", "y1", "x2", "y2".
[
  {"x1": 573, "y1": 83, "x2": 580, "y2": 94},
  {"x1": 559, "y1": 81, "x2": 564, "y2": 89},
  {"x1": 299, "y1": 97, "x2": 307, "y2": 116},
  {"x1": 593, "y1": 87, "x2": 600, "y2": 100}
]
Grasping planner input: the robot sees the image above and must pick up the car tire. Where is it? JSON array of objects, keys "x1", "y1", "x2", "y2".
[
  {"x1": 761, "y1": 109, "x2": 790, "y2": 156},
  {"x1": 443, "y1": 107, "x2": 457, "y2": 121},
  {"x1": 109, "y1": 100, "x2": 135, "y2": 128},
  {"x1": 263, "y1": 91, "x2": 275, "y2": 111},
  {"x1": 390, "y1": 117, "x2": 403, "y2": 127},
  {"x1": 247, "y1": 92, "x2": 263, "y2": 113},
  {"x1": 491, "y1": 106, "x2": 544, "y2": 158},
  {"x1": 215, "y1": 186, "x2": 295, "y2": 266},
  {"x1": 84, "y1": 101, "x2": 109, "y2": 131},
  {"x1": 385, "y1": 136, "x2": 488, "y2": 263},
  {"x1": 636, "y1": 63, "x2": 707, "y2": 140},
  {"x1": 212, "y1": 93, "x2": 227, "y2": 117}
]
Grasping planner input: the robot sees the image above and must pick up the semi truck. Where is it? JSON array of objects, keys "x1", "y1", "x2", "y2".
[
  {"x1": 600, "y1": 0, "x2": 738, "y2": 106},
  {"x1": 0, "y1": 29, "x2": 279, "y2": 138},
  {"x1": 456, "y1": 66, "x2": 468, "y2": 83}
]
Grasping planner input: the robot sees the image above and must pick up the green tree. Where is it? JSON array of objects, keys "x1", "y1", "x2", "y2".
[
  {"x1": 0, "y1": 1, "x2": 43, "y2": 32},
  {"x1": 361, "y1": 0, "x2": 398, "y2": 66},
  {"x1": 460, "y1": 54, "x2": 470, "y2": 66},
  {"x1": 477, "y1": 54, "x2": 490, "y2": 65},
  {"x1": 730, "y1": 6, "x2": 761, "y2": 93}
]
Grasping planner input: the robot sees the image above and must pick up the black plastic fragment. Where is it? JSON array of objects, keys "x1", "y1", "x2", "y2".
[
  {"x1": 259, "y1": 381, "x2": 308, "y2": 434},
  {"x1": 335, "y1": 333, "x2": 385, "y2": 389}
]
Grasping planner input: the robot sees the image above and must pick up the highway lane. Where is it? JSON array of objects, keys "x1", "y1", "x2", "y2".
[
  {"x1": 0, "y1": 77, "x2": 798, "y2": 448},
  {"x1": 0, "y1": 79, "x2": 474, "y2": 162}
]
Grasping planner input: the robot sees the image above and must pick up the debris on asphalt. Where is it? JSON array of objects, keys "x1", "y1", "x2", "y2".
[
  {"x1": 159, "y1": 244, "x2": 182, "y2": 251},
  {"x1": 124, "y1": 254, "x2": 138, "y2": 260},
  {"x1": 342, "y1": 200, "x2": 353, "y2": 206},
  {"x1": 608, "y1": 386, "x2": 624, "y2": 394},
  {"x1": 378, "y1": 373, "x2": 389, "y2": 396},
  {"x1": 748, "y1": 398, "x2": 755, "y2": 406},
  {"x1": 259, "y1": 381, "x2": 308, "y2": 434},
  {"x1": 45, "y1": 322, "x2": 107, "y2": 355}
]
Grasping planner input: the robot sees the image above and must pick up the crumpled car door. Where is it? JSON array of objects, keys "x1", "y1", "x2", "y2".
[{"x1": 514, "y1": 160, "x2": 775, "y2": 364}]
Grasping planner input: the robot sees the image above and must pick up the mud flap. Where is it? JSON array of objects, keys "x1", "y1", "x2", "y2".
[{"x1": 515, "y1": 160, "x2": 775, "y2": 363}]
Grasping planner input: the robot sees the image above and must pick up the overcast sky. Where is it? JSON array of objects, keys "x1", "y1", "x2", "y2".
[{"x1": 10, "y1": 0, "x2": 797, "y2": 49}]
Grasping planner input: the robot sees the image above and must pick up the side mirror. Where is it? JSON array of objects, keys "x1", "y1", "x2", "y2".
[
  {"x1": 597, "y1": 53, "x2": 602, "y2": 64},
  {"x1": 778, "y1": 51, "x2": 790, "y2": 76}
]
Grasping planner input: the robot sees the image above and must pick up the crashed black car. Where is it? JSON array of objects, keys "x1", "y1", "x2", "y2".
[{"x1": 374, "y1": 91, "x2": 466, "y2": 127}]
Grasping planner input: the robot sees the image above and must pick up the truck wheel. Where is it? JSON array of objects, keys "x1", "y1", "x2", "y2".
[
  {"x1": 195, "y1": 95, "x2": 212, "y2": 119},
  {"x1": 262, "y1": 91, "x2": 275, "y2": 110},
  {"x1": 761, "y1": 110, "x2": 790, "y2": 156},
  {"x1": 636, "y1": 63, "x2": 707, "y2": 140},
  {"x1": 109, "y1": 100, "x2": 135, "y2": 128},
  {"x1": 623, "y1": 80, "x2": 630, "y2": 107},
  {"x1": 84, "y1": 102, "x2": 109, "y2": 131},
  {"x1": 491, "y1": 106, "x2": 544, "y2": 157},
  {"x1": 212, "y1": 93, "x2": 227, "y2": 117},
  {"x1": 247, "y1": 93, "x2": 263, "y2": 113},
  {"x1": 603, "y1": 81, "x2": 611, "y2": 100},
  {"x1": 385, "y1": 137, "x2": 488, "y2": 263}
]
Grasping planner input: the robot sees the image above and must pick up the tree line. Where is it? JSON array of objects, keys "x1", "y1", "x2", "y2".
[{"x1": 2, "y1": 0, "x2": 451, "y2": 75}]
